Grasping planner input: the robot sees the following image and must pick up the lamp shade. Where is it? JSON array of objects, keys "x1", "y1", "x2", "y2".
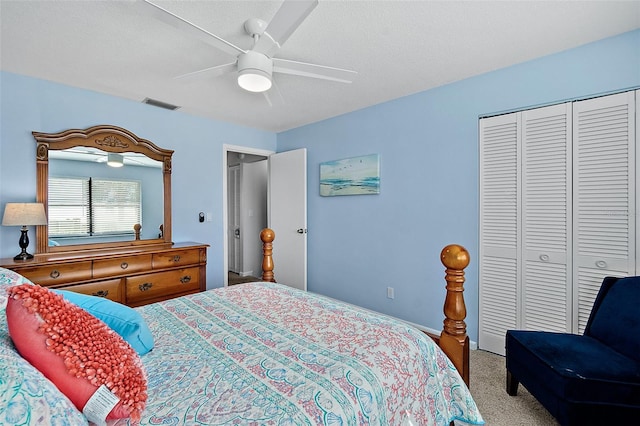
[
  {"x1": 107, "y1": 153, "x2": 124, "y2": 168},
  {"x1": 2, "y1": 203, "x2": 47, "y2": 226}
]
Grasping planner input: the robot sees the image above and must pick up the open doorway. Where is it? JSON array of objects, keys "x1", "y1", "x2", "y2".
[{"x1": 222, "y1": 145, "x2": 273, "y2": 286}]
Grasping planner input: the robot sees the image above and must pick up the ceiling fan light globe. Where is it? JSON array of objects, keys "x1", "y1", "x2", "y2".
[
  {"x1": 107, "y1": 153, "x2": 124, "y2": 168},
  {"x1": 238, "y1": 70, "x2": 272, "y2": 92},
  {"x1": 237, "y1": 51, "x2": 273, "y2": 93}
]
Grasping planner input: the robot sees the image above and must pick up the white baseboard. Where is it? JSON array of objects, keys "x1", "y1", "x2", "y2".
[{"x1": 239, "y1": 271, "x2": 253, "y2": 277}]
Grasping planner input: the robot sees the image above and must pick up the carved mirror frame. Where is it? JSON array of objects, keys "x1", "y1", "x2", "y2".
[{"x1": 33, "y1": 125, "x2": 173, "y2": 254}]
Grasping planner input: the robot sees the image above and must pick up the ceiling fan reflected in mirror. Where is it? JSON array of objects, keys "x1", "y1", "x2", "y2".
[{"x1": 140, "y1": 0, "x2": 357, "y2": 99}]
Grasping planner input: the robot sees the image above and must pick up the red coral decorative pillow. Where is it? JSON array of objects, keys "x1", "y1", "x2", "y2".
[{"x1": 6, "y1": 284, "x2": 147, "y2": 422}]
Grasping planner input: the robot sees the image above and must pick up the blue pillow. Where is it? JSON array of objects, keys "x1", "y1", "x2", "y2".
[{"x1": 52, "y1": 290, "x2": 154, "y2": 355}]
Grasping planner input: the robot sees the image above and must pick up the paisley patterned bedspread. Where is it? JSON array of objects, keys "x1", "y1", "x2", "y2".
[{"x1": 114, "y1": 282, "x2": 484, "y2": 426}]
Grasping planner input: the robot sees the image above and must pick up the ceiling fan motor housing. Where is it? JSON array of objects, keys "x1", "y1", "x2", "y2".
[{"x1": 237, "y1": 51, "x2": 273, "y2": 92}]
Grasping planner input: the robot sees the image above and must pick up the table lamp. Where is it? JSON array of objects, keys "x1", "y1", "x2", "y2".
[{"x1": 2, "y1": 203, "x2": 47, "y2": 260}]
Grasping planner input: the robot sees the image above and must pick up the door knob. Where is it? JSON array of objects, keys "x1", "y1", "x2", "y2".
[{"x1": 297, "y1": 228, "x2": 307, "y2": 234}]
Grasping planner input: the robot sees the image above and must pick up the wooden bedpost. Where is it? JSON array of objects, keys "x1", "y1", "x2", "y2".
[
  {"x1": 440, "y1": 244, "x2": 470, "y2": 386},
  {"x1": 260, "y1": 228, "x2": 276, "y2": 282}
]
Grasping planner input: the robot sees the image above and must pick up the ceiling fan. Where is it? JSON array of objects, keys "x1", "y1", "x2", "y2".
[{"x1": 139, "y1": 0, "x2": 357, "y2": 100}]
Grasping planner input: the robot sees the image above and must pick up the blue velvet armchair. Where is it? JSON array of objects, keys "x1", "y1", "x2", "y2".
[{"x1": 505, "y1": 275, "x2": 640, "y2": 425}]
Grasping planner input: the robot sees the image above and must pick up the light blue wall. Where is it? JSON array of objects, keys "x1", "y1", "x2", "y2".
[
  {"x1": 277, "y1": 30, "x2": 640, "y2": 341},
  {"x1": 1, "y1": 30, "x2": 638, "y2": 342},
  {"x1": 0, "y1": 72, "x2": 277, "y2": 286}
]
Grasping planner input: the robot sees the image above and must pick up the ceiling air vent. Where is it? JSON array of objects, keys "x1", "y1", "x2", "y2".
[{"x1": 142, "y1": 98, "x2": 180, "y2": 111}]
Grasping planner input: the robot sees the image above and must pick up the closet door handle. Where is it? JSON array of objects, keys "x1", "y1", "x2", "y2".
[
  {"x1": 595, "y1": 260, "x2": 607, "y2": 269},
  {"x1": 539, "y1": 254, "x2": 550, "y2": 262}
]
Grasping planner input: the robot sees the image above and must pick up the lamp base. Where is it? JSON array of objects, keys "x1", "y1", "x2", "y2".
[
  {"x1": 14, "y1": 227, "x2": 34, "y2": 261},
  {"x1": 14, "y1": 251, "x2": 34, "y2": 261}
]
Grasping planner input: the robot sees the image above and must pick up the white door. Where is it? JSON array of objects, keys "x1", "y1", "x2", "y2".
[
  {"x1": 268, "y1": 149, "x2": 307, "y2": 291},
  {"x1": 572, "y1": 91, "x2": 636, "y2": 333},
  {"x1": 521, "y1": 103, "x2": 572, "y2": 333},
  {"x1": 479, "y1": 112, "x2": 520, "y2": 355}
]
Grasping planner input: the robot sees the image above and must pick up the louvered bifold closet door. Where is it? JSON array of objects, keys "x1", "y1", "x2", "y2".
[
  {"x1": 573, "y1": 91, "x2": 636, "y2": 333},
  {"x1": 521, "y1": 104, "x2": 572, "y2": 333},
  {"x1": 479, "y1": 113, "x2": 520, "y2": 355}
]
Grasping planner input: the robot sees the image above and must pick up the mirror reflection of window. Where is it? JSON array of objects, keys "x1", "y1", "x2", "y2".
[
  {"x1": 48, "y1": 177, "x2": 141, "y2": 244},
  {"x1": 92, "y1": 179, "x2": 141, "y2": 234},
  {"x1": 48, "y1": 177, "x2": 89, "y2": 238}
]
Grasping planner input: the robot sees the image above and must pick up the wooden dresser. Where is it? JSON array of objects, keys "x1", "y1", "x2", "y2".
[{"x1": 0, "y1": 242, "x2": 208, "y2": 307}]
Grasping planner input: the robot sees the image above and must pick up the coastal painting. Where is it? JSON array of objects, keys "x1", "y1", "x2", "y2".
[{"x1": 320, "y1": 154, "x2": 380, "y2": 196}]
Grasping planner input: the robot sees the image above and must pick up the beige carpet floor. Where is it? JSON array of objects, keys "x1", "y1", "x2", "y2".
[{"x1": 470, "y1": 349, "x2": 558, "y2": 425}]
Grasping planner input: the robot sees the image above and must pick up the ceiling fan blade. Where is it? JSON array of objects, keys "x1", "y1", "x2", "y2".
[
  {"x1": 253, "y1": 0, "x2": 318, "y2": 56},
  {"x1": 139, "y1": 0, "x2": 245, "y2": 58},
  {"x1": 273, "y1": 58, "x2": 357, "y2": 83},
  {"x1": 174, "y1": 62, "x2": 237, "y2": 80},
  {"x1": 263, "y1": 81, "x2": 285, "y2": 108}
]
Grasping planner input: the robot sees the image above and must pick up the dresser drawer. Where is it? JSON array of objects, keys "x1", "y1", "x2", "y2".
[
  {"x1": 126, "y1": 267, "x2": 199, "y2": 305},
  {"x1": 17, "y1": 261, "x2": 93, "y2": 286},
  {"x1": 93, "y1": 255, "x2": 152, "y2": 279},
  {"x1": 152, "y1": 249, "x2": 201, "y2": 269},
  {"x1": 57, "y1": 279, "x2": 124, "y2": 303}
]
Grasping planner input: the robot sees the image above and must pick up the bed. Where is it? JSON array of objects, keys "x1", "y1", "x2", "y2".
[{"x1": 0, "y1": 230, "x2": 483, "y2": 426}]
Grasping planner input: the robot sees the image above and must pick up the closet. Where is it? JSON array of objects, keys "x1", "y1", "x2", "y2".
[{"x1": 479, "y1": 90, "x2": 638, "y2": 355}]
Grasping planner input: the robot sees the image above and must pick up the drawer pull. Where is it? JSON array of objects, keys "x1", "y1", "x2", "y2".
[
  {"x1": 92, "y1": 290, "x2": 109, "y2": 298},
  {"x1": 173, "y1": 255, "x2": 181, "y2": 262},
  {"x1": 50, "y1": 270, "x2": 60, "y2": 279},
  {"x1": 120, "y1": 262, "x2": 129, "y2": 269},
  {"x1": 139, "y1": 282, "x2": 153, "y2": 292},
  {"x1": 180, "y1": 275, "x2": 192, "y2": 284}
]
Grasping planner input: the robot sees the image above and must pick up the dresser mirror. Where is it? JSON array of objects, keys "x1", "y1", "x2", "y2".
[{"x1": 33, "y1": 125, "x2": 173, "y2": 254}]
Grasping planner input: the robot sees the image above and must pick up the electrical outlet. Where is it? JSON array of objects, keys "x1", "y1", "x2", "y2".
[{"x1": 387, "y1": 287, "x2": 395, "y2": 299}]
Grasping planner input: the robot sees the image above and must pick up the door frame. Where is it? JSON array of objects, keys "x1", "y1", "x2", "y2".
[
  {"x1": 228, "y1": 164, "x2": 241, "y2": 274},
  {"x1": 222, "y1": 144, "x2": 274, "y2": 286}
]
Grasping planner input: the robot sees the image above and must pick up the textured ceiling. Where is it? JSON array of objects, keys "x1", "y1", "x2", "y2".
[{"x1": 1, "y1": 1, "x2": 639, "y2": 132}]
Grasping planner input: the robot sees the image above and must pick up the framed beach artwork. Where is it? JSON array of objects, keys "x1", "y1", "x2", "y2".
[{"x1": 320, "y1": 154, "x2": 380, "y2": 196}]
